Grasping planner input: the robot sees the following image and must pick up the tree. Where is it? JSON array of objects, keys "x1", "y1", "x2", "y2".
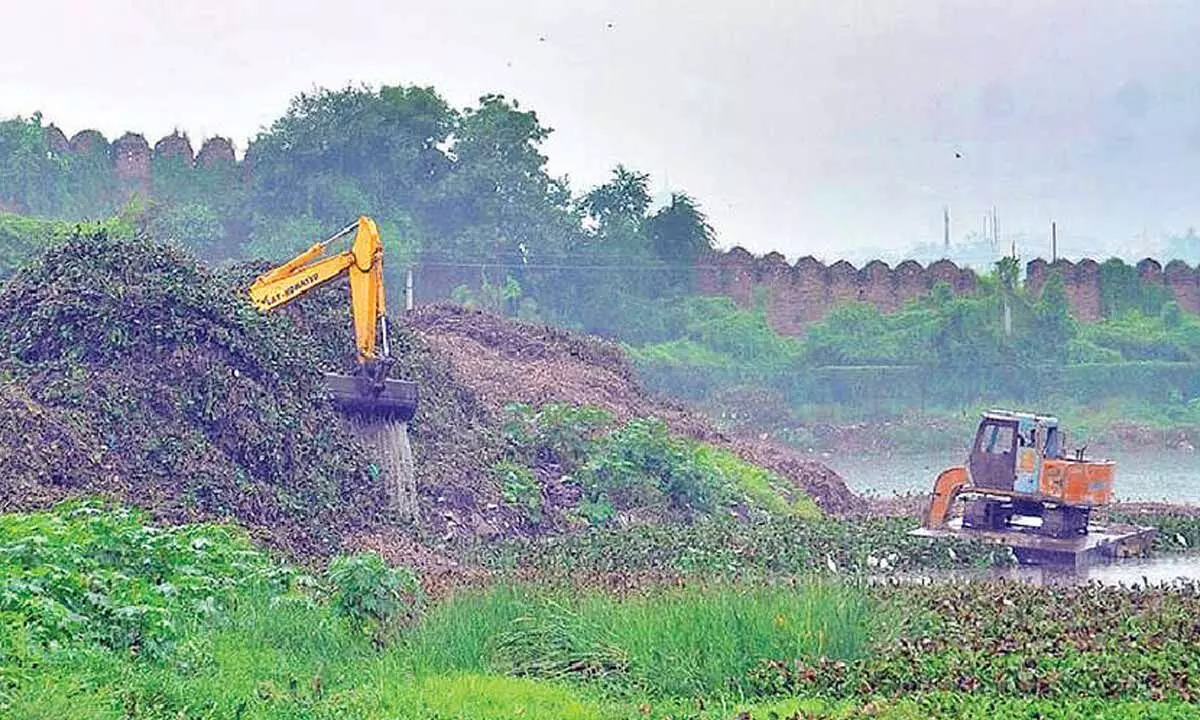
[
  {"x1": 1030, "y1": 270, "x2": 1076, "y2": 363},
  {"x1": 644, "y1": 192, "x2": 715, "y2": 294},
  {"x1": 0, "y1": 115, "x2": 64, "y2": 215},
  {"x1": 424, "y1": 94, "x2": 579, "y2": 309},
  {"x1": 582, "y1": 165, "x2": 650, "y2": 222},
  {"x1": 246, "y1": 84, "x2": 455, "y2": 245}
]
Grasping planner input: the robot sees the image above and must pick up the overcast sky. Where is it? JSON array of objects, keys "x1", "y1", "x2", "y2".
[{"x1": 2, "y1": 0, "x2": 1198, "y2": 260}]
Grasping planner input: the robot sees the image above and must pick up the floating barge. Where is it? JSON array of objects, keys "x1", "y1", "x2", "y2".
[{"x1": 910, "y1": 518, "x2": 1157, "y2": 569}]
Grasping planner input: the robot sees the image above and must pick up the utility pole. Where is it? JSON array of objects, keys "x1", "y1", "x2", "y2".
[
  {"x1": 405, "y1": 267, "x2": 414, "y2": 311},
  {"x1": 943, "y1": 205, "x2": 951, "y2": 252},
  {"x1": 992, "y1": 207, "x2": 1000, "y2": 250},
  {"x1": 1051, "y1": 221, "x2": 1057, "y2": 262}
]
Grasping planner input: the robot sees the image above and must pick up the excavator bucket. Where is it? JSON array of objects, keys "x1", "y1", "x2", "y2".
[{"x1": 323, "y1": 372, "x2": 419, "y2": 422}]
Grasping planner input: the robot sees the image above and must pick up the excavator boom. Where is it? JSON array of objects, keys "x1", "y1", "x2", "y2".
[{"x1": 247, "y1": 216, "x2": 417, "y2": 421}]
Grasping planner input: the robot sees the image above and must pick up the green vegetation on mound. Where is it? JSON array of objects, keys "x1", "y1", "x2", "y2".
[
  {"x1": 494, "y1": 402, "x2": 821, "y2": 530},
  {"x1": 0, "y1": 231, "x2": 384, "y2": 555}
]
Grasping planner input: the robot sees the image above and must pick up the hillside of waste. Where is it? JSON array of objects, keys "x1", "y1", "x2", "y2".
[
  {"x1": 400, "y1": 304, "x2": 863, "y2": 515},
  {"x1": 0, "y1": 229, "x2": 859, "y2": 558},
  {"x1": 0, "y1": 231, "x2": 385, "y2": 556}
]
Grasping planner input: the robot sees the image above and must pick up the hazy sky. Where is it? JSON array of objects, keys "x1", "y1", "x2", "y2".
[{"x1": 3, "y1": 1, "x2": 1198, "y2": 260}]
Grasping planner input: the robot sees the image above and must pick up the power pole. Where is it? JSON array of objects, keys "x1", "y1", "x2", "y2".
[
  {"x1": 943, "y1": 205, "x2": 951, "y2": 252},
  {"x1": 992, "y1": 206, "x2": 1000, "y2": 251},
  {"x1": 1051, "y1": 221, "x2": 1057, "y2": 262},
  {"x1": 405, "y1": 267, "x2": 414, "y2": 311}
]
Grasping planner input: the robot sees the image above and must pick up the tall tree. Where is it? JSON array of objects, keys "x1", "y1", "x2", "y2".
[
  {"x1": 1031, "y1": 270, "x2": 1076, "y2": 363},
  {"x1": 644, "y1": 192, "x2": 715, "y2": 294},
  {"x1": 0, "y1": 115, "x2": 63, "y2": 215}
]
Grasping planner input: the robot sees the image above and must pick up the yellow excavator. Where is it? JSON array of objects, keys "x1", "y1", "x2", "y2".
[{"x1": 247, "y1": 216, "x2": 418, "y2": 421}]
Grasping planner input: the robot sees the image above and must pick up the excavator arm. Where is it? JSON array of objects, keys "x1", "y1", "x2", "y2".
[
  {"x1": 248, "y1": 216, "x2": 390, "y2": 364},
  {"x1": 246, "y1": 216, "x2": 416, "y2": 420},
  {"x1": 922, "y1": 466, "x2": 970, "y2": 529}
]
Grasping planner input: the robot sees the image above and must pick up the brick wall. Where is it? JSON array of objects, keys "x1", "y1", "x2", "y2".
[{"x1": 699, "y1": 248, "x2": 1200, "y2": 335}]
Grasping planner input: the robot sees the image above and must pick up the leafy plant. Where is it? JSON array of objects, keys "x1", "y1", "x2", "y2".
[
  {"x1": 501, "y1": 402, "x2": 614, "y2": 468},
  {"x1": 575, "y1": 418, "x2": 819, "y2": 522},
  {"x1": 494, "y1": 460, "x2": 543, "y2": 525},
  {"x1": 327, "y1": 552, "x2": 422, "y2": 639},
  {"x1": 0, "y1": 501, "x2": 290, "y2": 660}
]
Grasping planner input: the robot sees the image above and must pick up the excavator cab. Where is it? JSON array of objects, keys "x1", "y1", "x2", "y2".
[
  {"x1": 923, "y1": 410, "x2": 1113, "y2": 539},
  {"x1": 968, "y1": 412, "x2": 1059, "y2": 494}
]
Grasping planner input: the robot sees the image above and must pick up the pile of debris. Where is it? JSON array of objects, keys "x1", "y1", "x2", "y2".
[
  {"x1": 0, "y1": 232, "x2": 385, "y2": 555},
  {"x1": 401, "y1": 303, "x2": 863, "y2": 516}
]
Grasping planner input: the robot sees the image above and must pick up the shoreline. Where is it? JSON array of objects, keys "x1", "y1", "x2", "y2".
[{"x1": 739, "y1": 415, "x2": 1200, "y2": 458}]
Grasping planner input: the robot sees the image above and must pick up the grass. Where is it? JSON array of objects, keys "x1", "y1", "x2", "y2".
[
  {"x1": 408, "y1": 582, "x2": 868, "y2": 699},
  {"x1": 6, "y1": 578, "x2": 867, "y2": 718},
  {"x1": 8, "y1": 502, "x2": 1200, "y2": 719}
]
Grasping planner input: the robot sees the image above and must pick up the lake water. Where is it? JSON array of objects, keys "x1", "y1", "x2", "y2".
[
  {"x1": 826, "y1": 449, "x2": 1200, "y2": 504},
  {"x1": 880, "y1": 553, "x2": 1200, "y2": 588}
]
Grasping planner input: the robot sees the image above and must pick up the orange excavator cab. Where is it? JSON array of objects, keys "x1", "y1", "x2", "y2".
[{"x1": 921, "y1": 410, "x2": 1114, "y2": 539}]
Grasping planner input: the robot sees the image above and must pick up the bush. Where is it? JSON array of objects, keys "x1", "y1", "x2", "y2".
[
  {"x1": 576, "y1": 418, "x2": 818, "y2": 522},
  {"x1": 0, "y1": 501, "x2": 290, "y2": 660},
  {"x1": 494, "y1": 460, "x2": 543, "y2": 525},
  {"x1": 501, "y1": 402, "x2": 613, "y2": 469},
  {"x1": 328, "y1": 552, "x2": 422, "y2": 638}
]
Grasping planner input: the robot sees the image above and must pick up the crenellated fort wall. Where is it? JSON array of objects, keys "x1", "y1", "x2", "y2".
[
  {"x1": 41, "y1": 124, "x2": 239, "y2": 199},
  {"x1": 697, "y1": 248, "x2": 1200, "y2": 333}
]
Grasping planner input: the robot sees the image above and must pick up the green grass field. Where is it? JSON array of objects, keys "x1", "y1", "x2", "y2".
[{"x1": 5, "y1": 501, "x2": 1200, "y2": 719}]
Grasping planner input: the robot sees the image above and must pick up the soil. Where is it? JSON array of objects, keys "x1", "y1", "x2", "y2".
[{"x1": 402, "y1": 304, "x2": 864, "y2": 517}]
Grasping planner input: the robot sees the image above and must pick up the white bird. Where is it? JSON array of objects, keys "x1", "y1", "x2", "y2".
[
  {"x1": 948, "y1": 547, "x2": 958, "y2": 562},
  {"x1": 1176, "y1": 533, "x2": 1188, "y2": 547},
  {"x1": 825, "y1": 554, "x2": 838, "y2": 574}
]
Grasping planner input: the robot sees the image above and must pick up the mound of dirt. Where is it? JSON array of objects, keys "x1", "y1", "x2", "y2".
[
  {"x1": 0, "y1": 231, "x2": 385, "y2": 555},
  {"x1": 401, "y1": 304, "x2": 863, "y2": 516},
  {"x1": 0, "y1": 383, "x2": 109, "y2": 508},
  {"x1": 1, "y1": 231, "x2": 861, "y2": 563}
]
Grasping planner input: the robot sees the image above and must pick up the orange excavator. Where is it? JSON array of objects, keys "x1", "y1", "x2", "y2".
[
  {"x1": 247, "y1": 216, "x2": 417, "y2": 421},
  {"x1": 922, "y1": 410, "x2": 1114, "y2": 538}
]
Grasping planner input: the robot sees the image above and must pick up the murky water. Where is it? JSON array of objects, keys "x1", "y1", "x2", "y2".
[
  {"x1": 880, "y1": 553, "x2": 1200, "y2": 588},
  {"x1": 826, "y1": 449, "x2": 1200, "y2": 504}
]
